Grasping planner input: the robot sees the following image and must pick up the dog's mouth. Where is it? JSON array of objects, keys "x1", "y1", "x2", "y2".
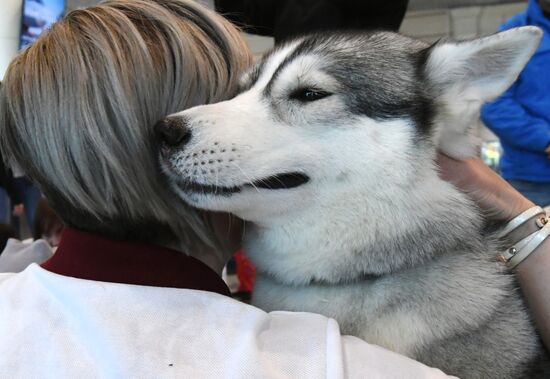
[{"x1": 178, "y1": 172, "x2": 310, "y2": 196}]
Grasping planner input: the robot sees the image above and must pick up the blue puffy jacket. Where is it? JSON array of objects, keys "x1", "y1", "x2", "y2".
[{"x1": 481, "y1": 0, "x2": 550, "y2": 182}]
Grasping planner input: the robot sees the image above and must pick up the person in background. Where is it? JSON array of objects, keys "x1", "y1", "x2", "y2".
[
  {"x1": 0, "y1": 199, "x2": 59, "y2": 273},
  {"x1": 0, "y1": 223, "x2": 16, "y2": 255},
  {"x1": 0, "y1": 82, "x2": 24, "y2": 227},
  {"x1": 11, "y1": 165, "x2": 42, "y2": 233},
  {"x1": 0, "y1": 153, "x2": 23, "y2": 224},
  {"x1": 438, "y1": 153, "x2": 550, "y2": 351},
  {"x1": 214, "y1": 0, "x2": 409, "y2": 42},
  {"x1": 0, "y1": 1, "x2": 455, "y2": 376},
  {"x1": 0, "y1": 236, "x2": 53, "y2": 273},
  {"x1": 481, "y1": 0, "x2": 550, "y2": 206},
  {"x1": 0, "y1": 1, "x2": 546, "y2": 377}
]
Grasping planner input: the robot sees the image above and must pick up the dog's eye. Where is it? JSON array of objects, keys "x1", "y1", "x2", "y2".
[{"x1": 290, "y1": 89, "x2": 331, "y2": 102}]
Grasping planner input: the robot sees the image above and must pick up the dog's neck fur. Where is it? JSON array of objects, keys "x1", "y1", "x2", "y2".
[{"x1": 245, "y1": 167, "x2": 483, "y2": 286}]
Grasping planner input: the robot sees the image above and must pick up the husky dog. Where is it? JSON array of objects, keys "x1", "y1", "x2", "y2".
[{"x1": 157, "y1": 27, "x2": 548, "y2": 378}]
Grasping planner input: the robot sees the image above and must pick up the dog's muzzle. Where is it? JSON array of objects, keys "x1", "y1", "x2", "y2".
[{"x1": 177, "y1": 172, "x2": 310, "y2": 197}]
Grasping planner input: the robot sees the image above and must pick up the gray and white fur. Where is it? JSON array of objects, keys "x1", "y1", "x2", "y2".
[{"x1": 159, "y1": 27, "x2": 548, "y2": 378}]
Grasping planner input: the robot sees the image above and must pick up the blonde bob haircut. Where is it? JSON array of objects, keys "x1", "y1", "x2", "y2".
[{"x1": 0, "y1": 0, "x2": 252, "y2": 251}]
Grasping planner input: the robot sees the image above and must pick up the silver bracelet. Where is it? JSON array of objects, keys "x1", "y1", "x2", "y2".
[
  {"x1": 500, "y1": 229, "x2": 539, "y2": 263},
  {"x1": 506, "y1": 222, "x2": 550, "y2": 270},
  {"x1": 499, "y1": 206, "x2": 545, "y2": 238}
]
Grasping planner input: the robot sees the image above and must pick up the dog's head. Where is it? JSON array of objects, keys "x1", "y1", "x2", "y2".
[{"x1": 158, "y1": 27, "x2": 541, "y2": 223}]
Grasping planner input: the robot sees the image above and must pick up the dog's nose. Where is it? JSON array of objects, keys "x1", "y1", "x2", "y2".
[{"x1": 154, "y1": 117, "x2": 192, "y2": 147}]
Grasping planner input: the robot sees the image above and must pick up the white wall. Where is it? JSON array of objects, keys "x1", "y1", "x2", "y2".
[
  {"x1": 66, "y1": 0, "x2": 99, "y2": 10},
  {"x1": 400, "y1": 1, "x2": 526, "y2": 41},
  {"x1": 409, "y1": 0, "x2": 524, "y2": 10},
  {"x1": 0, "y1": 0, "x2": 22, "y2": 80}
]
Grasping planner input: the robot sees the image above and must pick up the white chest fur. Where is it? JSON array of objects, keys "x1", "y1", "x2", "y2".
[{"x1": 247, "y1": 180, "x2": 508, "y2": 357}]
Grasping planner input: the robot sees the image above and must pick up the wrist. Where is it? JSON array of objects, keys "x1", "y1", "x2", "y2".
[
  {"x1": 501, "y1": 206, "x2": 546, "y2": 246},
  {"x1": 500, "y1": 194, "x2": 535, "y2": 223},
  {"x1": 515, "y1": 236, "x2": 550, "y2": 275},
  {"x1": 499, "y1": 206, "x2": 550, "y2": 270}
]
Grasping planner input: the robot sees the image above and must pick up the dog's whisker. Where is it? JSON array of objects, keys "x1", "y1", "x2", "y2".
[
  {"x1": 156, "y1": 26, "x2": 546, "y2": 378},
  {"x1": 215, "y1": 164, "x2": 220, "y2": 196},
  {"x1": 226, "y1": 212, "x2": 232, "y2": 237},
  {"x1": 231, "y1": 162, "x2": 261, "y2": 195},
  {"x1": 271, "y1": 176, "x2": 288, "y2": 189}
]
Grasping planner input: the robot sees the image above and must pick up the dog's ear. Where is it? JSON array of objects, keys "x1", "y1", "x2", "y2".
[{"x1": 425, "y1": 26, "x2": 542, "y2": 158}]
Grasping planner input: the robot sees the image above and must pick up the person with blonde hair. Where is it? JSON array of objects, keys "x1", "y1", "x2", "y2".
[
  {"x1": 1, "y1": 0, "x2": 545, "y2": 377},
  {"x1": 0, "y1": 0, "x2": 458, "y2": 377}
]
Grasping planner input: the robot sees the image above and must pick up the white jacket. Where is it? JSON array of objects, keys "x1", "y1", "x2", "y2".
[
  {"x1": 0, "y1": 238, "x2": 53, "y2": 273},
  {"x1": 0, "y1": 264, "x2": 455, "y2": 378}
]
